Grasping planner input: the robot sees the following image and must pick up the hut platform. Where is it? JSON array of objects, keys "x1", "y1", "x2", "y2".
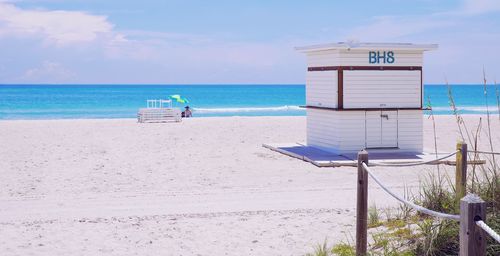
[{"x1": 262, "y1": 143, "x2": 484, "y2": 167}]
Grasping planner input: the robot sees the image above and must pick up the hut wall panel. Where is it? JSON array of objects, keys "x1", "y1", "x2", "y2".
[
  {"x1": 306, "y1": 50, "x2": 340, "y2": 67},
  {"x1": 366, "y1": 111, "x2": 381, "y2": 148},
  {"x1": 397, "y1": 110, "x2": 423, "y2": 152},
  {"x1": 307, "y1": 109, "x2": 340, "y2": 151},
  {"x1": 307, "y1": 109, "x2": 422, "y2": 152},
  {"x1": 343, "y1": 70, "x2": 421, "y2": 108},
  {"x1": 336, "y1": 111, "x2": 366, "y2": 151},
  {"x1": 306, "y1": 70, "x2": 338, "y2": 108}
]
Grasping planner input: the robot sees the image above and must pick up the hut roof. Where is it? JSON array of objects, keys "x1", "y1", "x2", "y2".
[{"x1": 295, "y1": 41, "x2": 438, "y2": 52}]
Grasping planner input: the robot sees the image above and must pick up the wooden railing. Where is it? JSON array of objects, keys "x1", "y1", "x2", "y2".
[{"x1": 146, "y1": 99, "x2": 172, "y2": 108}]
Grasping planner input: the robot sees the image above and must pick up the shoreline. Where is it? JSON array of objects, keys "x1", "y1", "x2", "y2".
[{"x1": 0, "y1": 113, "x2": 497, "y2": 122}]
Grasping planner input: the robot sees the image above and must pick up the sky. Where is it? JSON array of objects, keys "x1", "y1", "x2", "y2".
[{"x1": 0, "y1": 0, "x2": 499, "y2": 84}]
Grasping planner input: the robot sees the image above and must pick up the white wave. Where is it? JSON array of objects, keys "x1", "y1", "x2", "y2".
[
  {"x1": 193, "y1": 105, "x2": 303, "y2": 113},
  {"x1": 430, "y1": 106, "x2": 500, "y2": 112}
]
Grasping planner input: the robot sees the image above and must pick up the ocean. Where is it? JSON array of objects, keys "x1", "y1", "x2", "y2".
[{"x1": 0, "y1": 84, "x2": 498, "y2": 120}]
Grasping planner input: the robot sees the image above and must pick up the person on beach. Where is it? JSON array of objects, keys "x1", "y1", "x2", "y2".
[{"x1": 182, "y1": 106, "x2": 192, "y2": 118}]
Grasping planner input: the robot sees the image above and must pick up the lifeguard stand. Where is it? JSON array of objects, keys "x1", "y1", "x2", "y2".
[
  {"x1": 296, "y1": 42, "x2": 437, "y2": 153},
  {"x1": 137, "y1": 99, "x2": 182, "y2": 123}
]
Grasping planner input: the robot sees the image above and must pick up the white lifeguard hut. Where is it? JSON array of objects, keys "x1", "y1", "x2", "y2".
[{"x1": 296, "y1": 42, "x2": 438, "y2": 154}]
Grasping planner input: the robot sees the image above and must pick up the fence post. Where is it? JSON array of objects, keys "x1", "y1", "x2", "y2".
[
  {"x1": 456, "y1": 142, "x2": 467, "y2": 202},
  {"x1": 459, "y1": 194, "x2": 486, "y2": 256},
  {"x1": 356, "y1": 150, "x2": 368, "y2": 256}
]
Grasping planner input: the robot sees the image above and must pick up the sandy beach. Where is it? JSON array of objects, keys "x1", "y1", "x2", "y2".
[{"x1": 0, "y1": 115, "x2": 499, "y2": 255}]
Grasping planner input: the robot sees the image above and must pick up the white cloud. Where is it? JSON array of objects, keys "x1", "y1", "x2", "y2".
[
  {"x1": 0, "y1": 2, "x2": 124, "y2": 46},
  {"x1": 22, "y1": 60, "x2": 75, "y2": 82}
]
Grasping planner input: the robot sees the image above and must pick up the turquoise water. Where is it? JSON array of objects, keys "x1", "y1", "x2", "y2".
[{"x1": 0, "y1": 84, "x2": 498, "y2": 119}]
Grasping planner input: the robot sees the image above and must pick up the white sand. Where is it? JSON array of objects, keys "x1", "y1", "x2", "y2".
[{"x1": 0, "y1": 115, "x2": 498, "y2": 255}]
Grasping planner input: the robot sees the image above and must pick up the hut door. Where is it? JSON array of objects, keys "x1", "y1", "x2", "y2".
[
  {"x1": 366, "y1": 111, "x2": 398, "y2": 148},
  {"x1": 381, "y1": 110, "x2": 398, "y2": 148}
]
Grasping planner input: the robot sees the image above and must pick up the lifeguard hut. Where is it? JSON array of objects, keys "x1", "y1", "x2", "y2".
[{"x1": 296, "y1": 42, "x2": 437, "y2": 154}]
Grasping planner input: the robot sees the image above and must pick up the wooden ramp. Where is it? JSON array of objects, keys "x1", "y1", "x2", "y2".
[{"x1": 262, "y1": 143, "x2": 480, "y2": 167}]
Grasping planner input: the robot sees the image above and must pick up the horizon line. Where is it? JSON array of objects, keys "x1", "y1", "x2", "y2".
[{"x1": 0, "y1": 83, "x2": 497, "y2": 86}]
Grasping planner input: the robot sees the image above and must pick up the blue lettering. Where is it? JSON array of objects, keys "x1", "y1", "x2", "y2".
[
  {"x1": 368, "y1": 51, "x2": 395, "y2": 64},
  {"x1": 377, "y1": 51, "x2": 386, "y2": 64},
  {"x1": 387, "y1": 51, "x2": 395, "y2": 63},
  {"x1": 369, "y1": 51, "x2": 377, "y2": 64}
]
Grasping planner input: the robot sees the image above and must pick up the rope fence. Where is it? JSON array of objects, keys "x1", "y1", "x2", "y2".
[
  {"x1": 369, "y1": 150, "x2": 459, "y2": 167},
  {"x1": 469, "y1": 150, "x2": 500, "y2": 156},
  {"x1": 367, "y1": 148, "x2": 500, "y2": 168},
  {"x1": 476, "y1": 220, "x2": 500, "y2": 243},
  {"x1": 364, "y1": 162, "x2": 500, "y2": 246},
  {"x1": 466, "y1": 149, "x2": 500, "y2": 244},
  {"x1": 354, "y1": 142, "x2": 500, "y2": 256},
  {"x1": 361, "y1": 162, "x2": 460, "y2": 220}
]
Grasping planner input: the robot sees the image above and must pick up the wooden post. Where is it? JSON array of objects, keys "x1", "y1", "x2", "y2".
[
  {"x1": 456, "y1": 142, "x2": 467, "y2": 202},
  {"x1": 356, "y1": 150, "x2": 368, "y2": 256},
  {"x1": 459, "y1": 194, "x2": 486, "y2": 256}
]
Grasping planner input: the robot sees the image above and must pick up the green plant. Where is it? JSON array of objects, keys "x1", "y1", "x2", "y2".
[
  {"x1": 417, "y1": 172, "x2": 456, "y2": 214},
  {"x1": 495, "y1": 80, "x2": 500, "y2": 121},
  {"x1": 330, "y1": 243, "x2": 355, "y2": 256},
  {"x1": 385, "y1": 219, "x2": 406, "y2": 230},
  {"x1": 306, "y1": 239, "x2": 331, "y2": 256},
  {"x1": 368, "y1": 204, "x2": 382, "y2": 228},
  {"x1": 390, "y1": 227, "x2": 413, "y2": 240},
  {"x1": 395, "y1": 186, "x2": 414, "y2": 221},
  {"x1": 414, "y1": 219, "x2": 459, "y2": 256},
  {"x1": 426, "y1": 96, "x2": 440, "y2": 173}
]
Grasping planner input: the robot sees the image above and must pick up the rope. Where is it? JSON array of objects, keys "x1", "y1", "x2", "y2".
[
  {"x1": 476, "y1": 220, "x2": 500, "y2": 243},
  {"x1": 369, "y1": 150, "x2": 459, "y2": 167},
  {"x1": 362, "y1": 163, "x2": 460, "y2": 220},
  {"x1": 469, "y1": 150, "x2": 500, "y2": 156}
]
